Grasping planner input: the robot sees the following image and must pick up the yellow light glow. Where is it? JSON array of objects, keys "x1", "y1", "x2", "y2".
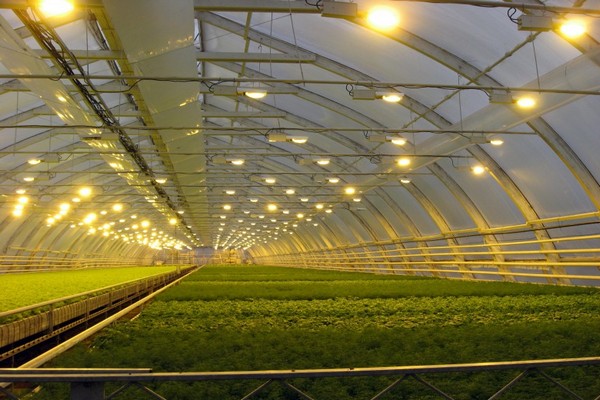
[
  {"x1": 17, "y1": 196, "x2": 29, "y2": 204},
  {"x1": 489, "y1": 136, "x2": 504, "y2": 146},
  {"x1": 267, "y1": 204, "x2": 278, "y2": 211},
  {"x1": 230, "y1": 159, "x2": 245, "y2": 165},
  {"x1": 325, "y1": 209, "x2": 333, "y2": 214},
  {"x1": 112, "y1": 203, "x2": 123, "y2": 212},
  {"x1": 390, "y1": 136, "x2": 407, "y2": 145},
  {"x1": 290, "y1": 137, "x2": 308, "y2": 144},
  {"x1": 297, "y1": 213, "x2": 305, "y2": 219},
  {"x1": 169, "y1": 218, "x2": 178, "y2": 225},
  {"x1": 559, "y1": 20, "x2": 586, "y2": 38},
  {"x1": 400, "y1": 177, "x2": 412, "y2": 184},
  {"x1": 225, "y1": 190, "x2": 236, "y2": 195},
  {"x1": 14, "y1": 204, "x2": 24, "y2": 210},
  {"x1": 141, "y1": 220, "x2": 150, "y2": 228},
  {"x1": 327, "y1": 177, "x2": 340, "y2": 183},
  {"x1": 23, "y1": 176, "x2": 35, "y2": 182},
  {"x1": 244, "y1": 90, "x2": 267, "y2": 99},
  {"x1": 381, "y1": 93, "x2": 403, "y2": 103},
  {"x1": 300, "y1": 197, "x2": 309, "y2": 202},
  {"x1": 353, "y1": 197, "x2": 362, "y2": 202},
  {"x1": 516, "y1": 96, "x2": 536, "y2": 109},
  {"x1": 59, "y1": 202, "x2": 70, "y2": 212},
  {"x1": 316, "y1": 158, "x2": 330, "y2": 165},
  {"x1": 83, "y1": 213, "x2": 97, "y2": 224},
  {"x1": 155, "y1": 177, "x2": 167, "y2": 184},
  {"x1": 397, "y1": 157, "x2": 411, "y2": 167},
  {"x1": 223, "y1": 204, "x2": 232, "y2": 210},
  {"x1": 72, "y1": 197, "x2": 81, "y2": 203},
  {"x1": 27, "y1": 158, "x2": 42, "y2": 165},
  {"x1": 249, "y1": 198, "x2": 259, "y2": 203},
  {"x1": 316, "y1": 203, "x2": 324, "y2": 209},
  {"x1": 366, "y1": 5, "x2": 400, "y2": 31},
  {"x1": 285, "y1": 189, "x2": 296, "y2": 195},
  {"x1": 38, "y1": 0, "x2": 74, "y2": 17},
  {"x1": 16, "y1": 189, "x2": 26, "y2": 195},
  {"x1": 265, "y1": 177, "x2": 276, "y2": 184},
  {"x1": 472, "y1": 165, "x2": 486, "y2": 175},
  {"x1": 46, "y1": 217, "x2": 55, "y2": 224},
  {"x1": 344, "y1": 187, "x2": 356, "y2": 195},
  {"x1": 78, "y1": 187, "x2": 92, "y2": 197}
]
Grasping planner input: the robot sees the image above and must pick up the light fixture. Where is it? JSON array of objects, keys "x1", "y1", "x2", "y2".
[
  {"x1": 16, "y1": 189, "x2": 26, "y2": 195},
  {"x1": 155, "y1": 177, "x2": 167, "y2": 184},
  {"x1": 59, "y1": 202, "x2": 70, "y2": 212},
  {"x1": 267, "y1": 133, "x2": 309, "y2": 144},
  {"x1": 27, "y1": 158, "x2": 42, "y2": 165},
  {"x1": 400, "y1": 177, "x2": 412, "y2": 184},
  {"x1": 366, "y1": 5, "x2": 400, "y2": 31},
  {"x1": 213, "y1": 156, "x2": 245, "y2": 165},
  {"x1": 489, "y1": 136, "x2": 504, "y2": 146},
  {"x1": 397, "y1": 157, "x2": 411, "y2": 167},
  {"x1": 141, "y1": 220, "x2": 150, "y2": 228},
  {"x1": 225, "y1": 190, "x2": 236, "y2": 195},
  {"x1": 381, "y1": 93, "x2": 403, "y2": 103},
  {"x1": 169, "y1": 218, "x2": 178, "y2": 225},
  {"x1": 285, "y1": 189, "x2": 296, "y2": 195},
  {"x1": 83, "y1": 212, "x2": 97, "y2": 225},
  {"x1": 112, "y1": 203, "x2": 123, "y2": 212},
  {"x1": 516, "y1": 96, "x2": 536, "y2": 109},
  {"x1": 300, "y1": 197, "x2": 309, "y2": 202},
  {"x1": 316, "y1": 158, "x2": 330, "y2": 166},
  {"x1": 353, "y1": 197, "x2": 362, "y2": 202},
  {"x1": 327, "y1": 177, "x2": 340, "y2": 184},
  {"x1": 559, "y1": 20, "x2": 586, "y2": 38},
  {"x1": 321, "y1": 1, "x2": 358, "y2": 18},
  {"x1": 38, "y1": 0, "x2": 74, "y2": 17},
  {"x1": 352, "y1": 89, "x2": 404, "y2": 102},
  {"x1": 223, "y1": 204, "x2": 232, "y2": 210},
  {"x1": 17, "y1": 196, "x2": 29, "y2": 204},
  {"x1": 265, "y1": 177, "x2": 276, "y2": 184},
  {"x1": 249, "y1": 198, "x2": 259, "y2": 203},
  {"x1": 243, "y1": 89, "x2": 267, "y2": 99},
  {"x1": 472, "y1": 165, "x2": 486, "y2": 175},
  {"x1": 290, "y1": 136, "x2": 308, "y2": 144},
  {"x1": 344, "y1": 187, "x2": 356, "y2": 195},
  {"x1": 325, "y1": 209, "x2": 333, "y2": 214},
  {"x1": 78, "y1": 187, "x2": 92, "y2": 198},
  {"x1": 297, "y1": 213, "x2": 305, "y2": 219},
  {"x1": 12, "y1": 209, "x2": 23, "y2": 217},
  {"x1": 177, "y1": 210, "x2": 184, "y2": 214},
  {"x1": 23, "y1": 176, "x2": 35, "y2": 182},
  {"x1": 315, "y1": 204, "x2": 324, "y2": 209},
  {"x1": 267, "y1": 204, "x2": 278, "y2": 211},
  {"x1": 368, "y1": 134, "x2": 407, "y2": 145}
]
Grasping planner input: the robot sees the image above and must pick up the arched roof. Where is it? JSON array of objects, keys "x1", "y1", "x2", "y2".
[{"x1": 0, "y1": 0, "x2": 599, "y2": 282}]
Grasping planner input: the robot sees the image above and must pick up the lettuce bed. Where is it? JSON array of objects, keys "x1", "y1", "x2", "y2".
[
  {"x1": 39, "y1": 265, "x2": 600, "y2": 400},
  {"x1": 0, "y1": 266, "x2": 177, "y2": 312}
]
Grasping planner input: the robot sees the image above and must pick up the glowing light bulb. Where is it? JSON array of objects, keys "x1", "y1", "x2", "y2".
[
  {"x1": 316, "y1": 158, "x2": 330, "y2": 165},
  {"x1": 516, "y1": 97, "x2": 536, "y2": 109},
  {"x1": 472, "y1": 165, "x2": 486, "y2": 175},
  {"x1": 230, "y1": 159, "x2": 245, "y2": 165},
  {"x1": 223, "y1": 204, "x2": 232, "y2": 211},
  {"x1": 489, "y1": 136, "x2": 504, "y2": 146},
  {"x1": 316, "y1": 204, "x2": 324, "y2": 209},
  {"x1": 367, "y1": 6, "x2": 400, "y2": 31},
  {"x1": 244, "y1": 90, "x2": 267, "y2": 99},
  {"x1": 16, "y1": 189, "x2": 26, "y2": 195},
  {"x1": 381, "y1": 93, "x2": 403, "y2": 103},
  {"x1": 23, "y1": 176, "x2": 35, "y2": 182},
  {"x1": 285, "y1": 189, "x2": 296, "y2": 195},
  {"x1": 78, "y1": 187, "x2": 92, "y2": 197},
  {"x1": 344, "y1": 187, "x2": 356, "y2": 195},
  {"x1": 327, "y1": 177, "x2": 340, "y2": 184},
  {"x1": 12, "y1": 209, "x2": 23, "y2": 217},
  {"x1": 290, "y1": 136, "x2": 308, "y2": 144},
  {"x1": 400, "y1": 177, "x2": 412, "y2": 184},
  {"x1": 59, "y1": 202, "x2": 70, "y2": 212},
  {"x1": 169, "y1": 218, "x2": 177, "y2": 225},
  {"x1": 397, "y1": 157, "x2": 411, "y2": 167},
  {"x1": 267, "y1": 204, "x2": 278, "y2": 211},
  {"x1": 141, "y1": 220, "x2": 150, "y2": 228},
  {"x1": 112, "y1": 203, "x2": 123, "y2": 212},
  {"x1": 390, "y1": 136, "x2": 407, "y2": 146},
  {"x1": 17, "y1": 196, "x2": 29, "y2": 204},
  {"x1": 265, "y1": 177, "x2": 276, "y2": 184},
  {"x1": 559, "y1": 20, "x2": 586, "y2": 38},
  {"x1": 28, "y1": 158, "x2": 42, "y2": 165},
  {"x1": 38, "y1": 0, "x2": 74, "y2": 17},
  {"x1": 225, "y1": 190, "x2": 236, "y2": 195},
  {"x1": 83, "y1": 213, "x2": 97, "y2": 224}
]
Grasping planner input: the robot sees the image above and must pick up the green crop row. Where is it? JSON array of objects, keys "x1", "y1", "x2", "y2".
[
  {"x1": 0, "y1": 266, "x2": 177, "y2": 312},
  {"x1": 36, "y1": 265, "x2": 600, "y2": 400}
]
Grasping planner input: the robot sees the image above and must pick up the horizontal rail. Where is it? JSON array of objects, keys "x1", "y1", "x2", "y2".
[{"x1": 2, "y1": 357, "x2": 600, "y2": 382}]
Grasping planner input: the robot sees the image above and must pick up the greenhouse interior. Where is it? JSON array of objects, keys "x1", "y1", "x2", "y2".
[{"x1": 1, "y1": 0, "x2": 600, "y2": 399}]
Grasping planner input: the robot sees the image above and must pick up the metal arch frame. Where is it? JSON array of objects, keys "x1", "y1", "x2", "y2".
[{"x1": 197, "y1": 11, "x2": 534, "y2": 277}]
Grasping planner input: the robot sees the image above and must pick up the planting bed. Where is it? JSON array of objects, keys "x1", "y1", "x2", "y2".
[
  {"x1": 37, "y1": 265, "x2": 600, "y2": 399},
  {"x1": 0, "y1": 266, "x2": 177, "y2": 312}
]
